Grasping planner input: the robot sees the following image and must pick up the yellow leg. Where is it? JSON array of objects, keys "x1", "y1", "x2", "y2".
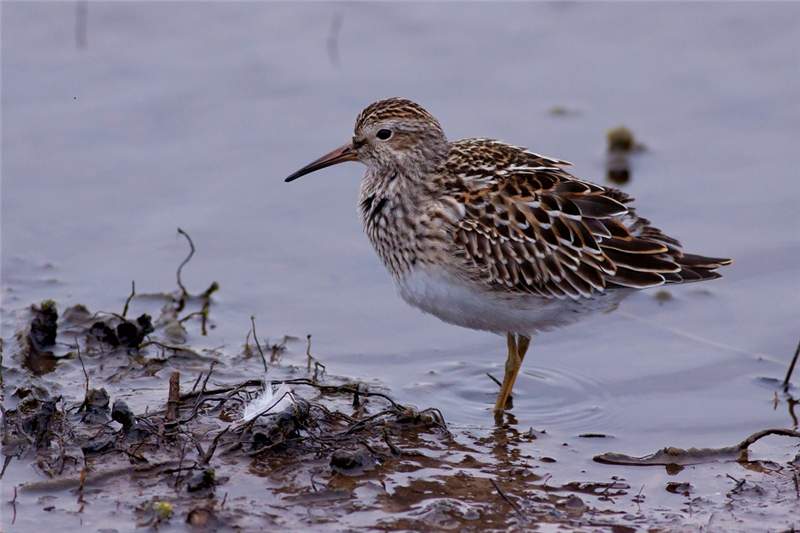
[
  {"x1": 506, "y1": 334, "x2": 530, "y2": 397},
  {"x1": 494, "y1": 333, "x2": 521, "y2": 412},
  {"x1": 493, "y1": 333, "x2": 532, "y2": 412}
]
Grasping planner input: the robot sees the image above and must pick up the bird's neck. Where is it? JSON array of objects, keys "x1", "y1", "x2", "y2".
[{"x1": 357, "y1": 167, "x2": 445, "y2": 280}]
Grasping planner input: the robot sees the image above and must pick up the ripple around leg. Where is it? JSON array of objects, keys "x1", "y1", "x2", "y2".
[
  {"x1": 495, "y1": 365, "x2": 618, "y2": 430},
  {"x1": 403, "y1": 359, "x2": 618, "y2": 430}
]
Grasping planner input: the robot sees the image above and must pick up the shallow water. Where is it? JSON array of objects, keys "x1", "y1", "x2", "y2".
[{"x1": 2, "y1": 2, "x2": 799, "y2": 531}]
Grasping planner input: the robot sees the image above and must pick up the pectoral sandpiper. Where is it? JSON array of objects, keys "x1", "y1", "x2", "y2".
[{"x1": 285, "y1": 97, "x2": 731, "y2": 414}]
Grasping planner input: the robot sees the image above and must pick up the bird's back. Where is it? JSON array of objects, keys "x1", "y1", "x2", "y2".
[{"x1": 436, "y1": 138, "x2": 731, "y2": 301}]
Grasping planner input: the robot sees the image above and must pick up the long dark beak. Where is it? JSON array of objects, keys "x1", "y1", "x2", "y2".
[{"x1": 285, "y1": 140, "x2": 358, "y2": 182}]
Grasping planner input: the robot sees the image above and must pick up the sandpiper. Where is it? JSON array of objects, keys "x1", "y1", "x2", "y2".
[{"x1": 285, "y1": 97, "x2": 731, "y2": 413}]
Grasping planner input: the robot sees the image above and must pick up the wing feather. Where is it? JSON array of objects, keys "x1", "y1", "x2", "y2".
[{"x1": 444, "y1": 139, "x2": 730, "y2": 298}]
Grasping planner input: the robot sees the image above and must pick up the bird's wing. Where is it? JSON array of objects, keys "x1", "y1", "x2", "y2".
[{"x1": 445, "y1": 139, "x2": 723, "y2": 300}]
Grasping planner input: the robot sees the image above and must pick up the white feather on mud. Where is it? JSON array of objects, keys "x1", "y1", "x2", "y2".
[{"x1": 240, "y1": 382, "x2": 296, "y2": 423}]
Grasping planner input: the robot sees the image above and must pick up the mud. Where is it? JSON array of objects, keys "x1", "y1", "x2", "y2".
[{"x1": 2, "y1": 248, "x2": 798, "y2": 532}]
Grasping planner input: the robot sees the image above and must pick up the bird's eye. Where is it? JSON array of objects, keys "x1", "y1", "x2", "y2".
[{"x1": 376, "y1": 129, "x2": 392, "y2": 140}]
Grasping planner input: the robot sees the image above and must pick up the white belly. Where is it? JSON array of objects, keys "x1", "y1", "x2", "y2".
[{"x1": 395, "y1": 266, "x2": 629, "y2": 336}]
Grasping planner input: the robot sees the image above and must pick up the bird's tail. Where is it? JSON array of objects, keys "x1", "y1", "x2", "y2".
[{"x1": 663, "y1": 253, "x2": 733, "y2": 283}]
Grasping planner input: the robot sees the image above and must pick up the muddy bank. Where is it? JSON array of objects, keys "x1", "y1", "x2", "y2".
[{"x1": 2, "y1": 244, "x2": 799, "y2": 532}]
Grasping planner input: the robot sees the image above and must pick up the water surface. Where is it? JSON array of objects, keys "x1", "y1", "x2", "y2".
[{"x1": 2, "y1": 3, "x2": 799, "y2": 531}]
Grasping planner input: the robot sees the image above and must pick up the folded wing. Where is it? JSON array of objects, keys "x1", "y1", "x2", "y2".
[{"x1": 447, "y1": 139, "x2": 731, "y2": 300}]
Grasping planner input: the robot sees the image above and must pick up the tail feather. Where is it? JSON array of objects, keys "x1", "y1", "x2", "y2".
[{"x1": 672, "y1": 253, "x2": 731, "y2": 284}]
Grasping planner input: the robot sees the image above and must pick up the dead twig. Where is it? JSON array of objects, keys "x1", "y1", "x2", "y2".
[
  {"x1": 417, "y1": 407, "x2": 451, "y2": 437},
  {"x1": 191, "y1": 362, "x2": 219, "y2": 413},
  {"x1": 280, "y1": 378, "x2": 404, "y2": 410},
  {"x1": 490, "y1": 478, "x2": 527, "y2": 522},
  {"x1": 179, "y1": 380, "x2": 264, "y2": 402},
  {"x1": 200, "y1": 362, "x2": 218, "y2": 394},
  {"x1": 176, "y1": 228, "x2": 194, "y2": 307},
  {"x1": 198, "y1": 282, "x2": 218, "y2": 335},
  {"x1": 166, "y1": 372, "x2": 181, "y2": 421},
  {"x1": 175, "y1": 439, "x2": 189, "y2": 491},
  {"x1": 250, "y1": 316, "x2": 267, "y2": 373},
  {"x1": 77, "y1": 462, "x2": 86, "y2": 504},
  {"x1": 76, "y1": 336, "x2": 89, "y2": 395},
  {"x1": 172, "y1": 372, "x2": 252, "y2": 428},
  {"x1": 0, "y1": 404, "x2": 8, "y2": 441},
  {"x1": 382, "y1": 428, "x2": 401, "y2": 456},
  {"x1": 305, "y1": 335, "x2": 314, "y2": 369},
  {"x1": 137, "y1": 340, "x2": 201, "y2": 359},
  {"x1": 596, "y1": 428, "x2": 800, "y2": 466},
  {"x1": 191, "y1": 371, "x2": 204, "y2": 394},
  {"x1": 313, "y1": 361, "x2": 326, "y2": 382},
  {"x1": 56, "y1": 400, "x2": 69, "y2": 475},
  {"x1": 269, "y1": 336, "x2": 289, "y2": 364},
  {"x1": 305, "y1": 335, "x2": 326, "y2": 381},
  {"x1": 726, "y1": 473, "x2": 747, "y2": 494},
  {"x1": 633, "y1": 485, "x2": 645, "y2": 509},
  {"x1": 11, "y1": 485, "x2": 17, "y2": 525},
  {"x1": 783, "y1": 338, "x2": 800, "y2": 392},
  {"x1": 177, "y1": 311, "x2": 205, "y2": 325},
  {"x1": 177, "y1": 283, "x2": 219, "y2": 335},
  {"x1": 0, "y1": 454, "x2": 13, "y2": 481},
  {"x1": 122, "y1": 280, "x2": 136, "y2": 318}
]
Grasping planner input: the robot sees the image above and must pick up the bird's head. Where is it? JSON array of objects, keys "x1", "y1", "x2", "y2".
[{"x1": 285, "y1": 98, "x2": 448, "y2": 183}]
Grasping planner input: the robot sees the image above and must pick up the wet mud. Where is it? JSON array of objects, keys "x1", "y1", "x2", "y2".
[{"x1": 2, "y1": 241, "x2": 798, "y2": 532}]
